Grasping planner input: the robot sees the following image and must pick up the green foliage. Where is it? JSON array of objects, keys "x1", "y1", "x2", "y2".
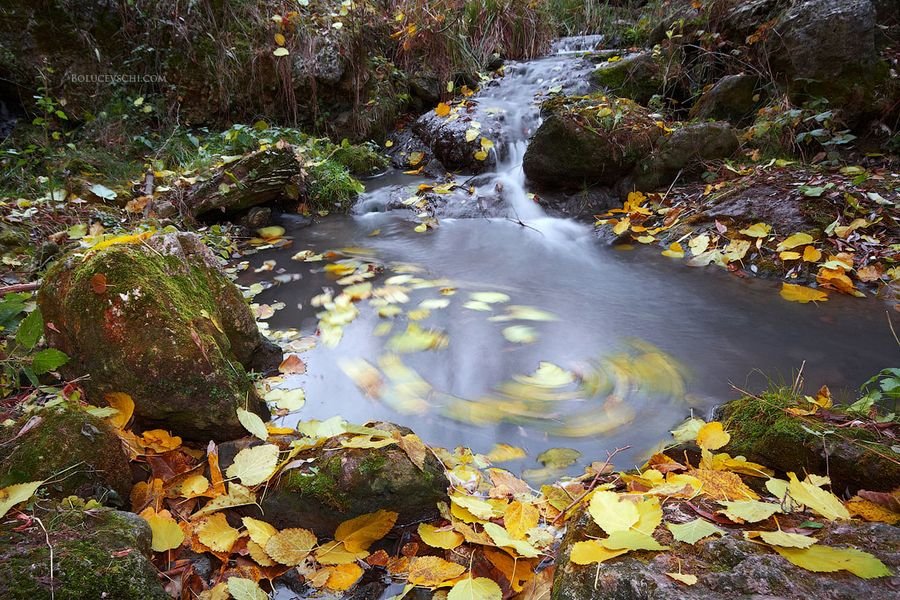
[
  {"x1": 0, "y1": 297, "x2": 69, "y2": 394},
  {"x1": 851, "y1": 368, "x2": 900, "y2": 418},
  {"x1": 744, "y1": 98, "x2": 857, "y2": 160}
]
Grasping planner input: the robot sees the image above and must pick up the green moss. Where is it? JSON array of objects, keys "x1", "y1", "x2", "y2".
[
  {"x1": 306, "y1": 159, "x2": 364, "y2": 212},
  {"x1": 0, "y1": 408, "x2": 132, "y2": 503},
  {"x1": 331, "y1": 142, "x2": 389, "y2": 176},
  {"x1": 282, "y1": 455, "x2": 351, "y2": 512},
  {"x1": 358, "y1": 452, "x2": 387, "y2": 478}
]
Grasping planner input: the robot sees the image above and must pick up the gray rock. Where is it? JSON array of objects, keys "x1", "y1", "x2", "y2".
[
  {"x1": 631, "y1": 122, "x2": 739, "y2": 191},
  {"x1": 689, "y1": 74, "x2": 762, "y2": 124},
  {"x1": 552, "y1": 504, "x2": 900, "y2": 600},
  {"x1": 410, "y1": 108, "x2": 503, "y2": 173},
  {"x1": 292, "y1": 33, "x2": 348, "y2": 86},
  {"x1": 720, "y1": 0, "x2": 789, "y2": 40}
]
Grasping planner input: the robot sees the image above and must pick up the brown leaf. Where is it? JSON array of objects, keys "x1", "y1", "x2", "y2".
[
  {"x1": 91, "y1": 273, "x2": 108, "y2": 294},
  {"x1": 278, "y1": 355, "x2": 306, "y2": 374}
]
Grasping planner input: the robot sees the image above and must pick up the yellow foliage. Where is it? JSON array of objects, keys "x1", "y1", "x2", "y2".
[
  {"x1": 335, "y1": 509, "x2": 398, "y2": 552},
  {"x1": 696, "y1": 421, "x2": 730, "y2": 451},
  {"x1": 196, "y1": 513, "x2": 240, "y2": 553},
  {"x1": 265, "y1": 527, "x2": 317, "y2": 565},
  {"x1": 418, "y1": 523, "x2": 464, "y2": 550},
  {"x1": 104, "y1": 392, "x2": 134, "y2": 429},
  {"x1": 407, "y1": 555, "x2": 467, "y2": 587}
]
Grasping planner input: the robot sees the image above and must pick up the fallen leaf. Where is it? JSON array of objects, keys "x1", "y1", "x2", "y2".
[
  {"x1": 407, "y1": 555, "x2": 467, "y2": 586},
  {"x1": 773, "y1": 545, "x2": 890, "y2": 578},
  {"x1": 140, "y1": 507, "x2": 185, "y2": 552},
  {"x1": 666, "y1": 572, "x2": 698, "y2": 585},
  {"x1": 335, "y1": 509, "x2": 398, "y2": 552},
  {"x1": 196, "y1": 513, "x2": 240, "y2": 553},
  {"x1": 666, "y1": 518, "x2": 724, "y2": 544},
  {"x1": 447, "y1": 577, "x2": 502, "y2": 600},
  {"x1": 780, "y1": 283, "x2": 828, "y2": 304},
  {"x1": 225, "y1": 444, "x2": 280, "y2": 487},
  {"x1": 237, "y1": 408, "x2": 269, "y2": 442},
  {"x1": 569, "y1": 540, "x2": 628, "y2": 565},
  {"x1": 418, "y1": 523, "x2": 464, "y2": 550},
  {"x1": 104, "y1": 392, "x2": 134, "y2": 429},
  {"x1": 265, "y1": 527, "x2": 317, "y2": 565},
  {"x1": 696, "y1": 421, "x2": 730, "y2": 451}
]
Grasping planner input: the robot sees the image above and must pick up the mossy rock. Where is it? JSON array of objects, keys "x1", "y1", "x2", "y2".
[
  {"x1": 552, "y1": 503, "x2": 900, "y2": 599},
  {"x1": 715, "y1": 392, "x2": 900, "y2": 493},
  {"x1": 331, "y1": 143, "x2": 390, "y2": 177},
  {"x1": 38, "y1": 232, "x2": 278, "y2": 442},
  {"x1": 523, "y1": 96, "x2": 661, "y2": 189},
  {"x1": 630, "y1": 121, "x2": 739, "y2": 192},
  {"x1": 0, "y1": 409, "x2": 132, "y2": 505},
  {"x1": 0, "y1": 504, "x2": 168, "y2": 600},
  {"x1": 591, "y1": 52, "x2": 665, "y2": 105},
  {"x1": 689, "y1": 74, "x2": 763, "y2": 124},
  {"x1": 255, "y1": 423, "x2": 449, "y2": 536}
]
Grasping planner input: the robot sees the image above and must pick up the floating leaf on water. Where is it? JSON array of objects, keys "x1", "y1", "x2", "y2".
[
  {"x1": 662, "y1": 242, "x2": 685, "y2": 258},
  {"x1": 489, "y1": 305, "x2": 558, "y2": 322},
  {"x1": 470, "y1": 292, "x2": 510, "y2": 304},
  {"x1": 537, "y1": 447, "x2": 581, "y2": 469},
  {"x1": 780, "y1": 283, "x2": 828, "y2": 304},
  {"x1": 264, "y1": 387, "x2": 306, "y2": 411},
  {"x1": 486, "y1": 444, "x2": 527, "y2": 463},
  {"x1": 386, "y1": 323, "x2": 448, "y2": 353},
  {"x1": 503, "y1": 325, "x2": 538, "y2": 344},
  {"x1": 512, "y1": 362, "x2": 575, "y2": 388},
  {"x1": 463, "y1": 300, "x2": 493, "y2": 311}
]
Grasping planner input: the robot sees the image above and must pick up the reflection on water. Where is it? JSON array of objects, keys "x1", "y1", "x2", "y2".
[{"x1": 241, "y1": 213, "x2": 897, "y2": 477}]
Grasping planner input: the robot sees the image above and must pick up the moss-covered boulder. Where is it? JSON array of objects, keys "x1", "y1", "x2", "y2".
[
  {"x1": 591, "y1": 52, "x2": 666, "y2": 105},
  {"x1": 523, "y1": 95, "x2": 662, "y2": 189},
  {"x1": 552, "y1": 503, "x2": 899, "y2": 600},
  {"x1": 0, "y1": 503, "x2": 168, "y2": 600},
  {"x1": 715, "y1": 391, "x2": 900, "y2": 493},
  {"x1": 689, "y1": 74, "x2": 762, "y2": 124},
  {"x1": 38, "y1": 232, "x2": 279, "y2": 442},
  {"x1": 630, "y1": 121, "x2": 739, "y2": 191},
  {"x1": 0, "y1": 409, "x2": 132, "y2": 505},
  {"x1": 253, "y1": 423, "x2": 449, "y2": 536}
]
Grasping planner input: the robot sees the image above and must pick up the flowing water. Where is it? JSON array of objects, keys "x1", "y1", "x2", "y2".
[{"x1": 243, "y1": 38, "x2": 898, "y2": 480}]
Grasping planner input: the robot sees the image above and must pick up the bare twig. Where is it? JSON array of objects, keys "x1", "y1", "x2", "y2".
[
  {"x1": 34, "y1": 516, "x2": 54, "y2": 600},
  {"x1": 0, "y1": 281, "x2": 41, "y2": 295}
]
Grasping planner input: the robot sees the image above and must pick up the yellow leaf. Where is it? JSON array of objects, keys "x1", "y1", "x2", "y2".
[
  {"x1": 486, "y1": 444, "x2": 526, "y2": 463},
  {"x1": 474, "y1": 150, "x2": 488, "y2": 161},
  {"x1": 756, "y1": 529, "x2": 817, "y2": 548},
  {"x1": 779, "y1": 251, "x2": 801, "y2": 261},
  {"x1": 666, "y1": 518, "x2": 724, "y2": 544},
  {"x1": 265, "y1": 527, "x2": 317, "y2": 565},
  {"x1": 139, "y1": 507, "x2": 184, "y2": 552},
  {"x1": 718, "y1": 500, "x2": 781, "y2": 523},
  {"x1": 589, "y1": 491, "x2": 639, "y2": 534},
  {"x1": 335, "y1": 509, "x2": 398, "y2": 552},
  {"x1": 237, "y1": 408, "x2": 269, "y2": 441},
  {"x1": 633, "y1": 496, "x2": 663, "y2": 535},
  {"x1": 846, "y1": 497, "x2": 900, "y2": 524},
  {"x1": 689, "y1": 234, "x2": 710, "y2": 256},
  {"x1": 601, "y1": 529, "x2": 668, "y2": 551},
  {"x1": 396, "y1": 433, "x2": 428, "y2": 470},
  {"x1": 723, "y1": 239, "x2": 751, "y2": 261},
  {"x1": 662, "y1": 242, "x2": 685, "y2": 258},
  {"x1": 192, "y1": 482, "x2": 256, "y2": 519},
  {"x1": 274, "y1": 33, "x2": 286, "y2": 46},
  {"x1": 435, "y1": 102, "x2": 451, "y2": 117},
  {"x1": 227, "y1": 577, "x2": 268, "y2": 600},
  {"x1": 780, "y1": 283, "x2": 828, "y2": 304},
  {"x1": 739, "y1": 222, "x2": 771, "y2": 238},
  {"x1": 480, "y1": 137, "x2": 494, "y2": 151},
  {"x1": 88, "y1": 230, "x2": 154, "y2": 252},
  {"x1": 418, "y1": 523, "x2": 464, "y2": 550},
  {"x1": 242, "y1": 516, "x2": 278, "y2": 547},
  {"x1": 140, "y1": 429, "x2": 182, "y2": 453},
  {"x1": 465, "y1": 128, "x2": 480, "y2": 142},
  {"x1": 225, "y1": 444, "x2": 280, "y2": 487},
  {"x1": 247, "y1": 540, "x2": 276, "y2": 566},
  {"x1": 408, "y1": 151, "x2": 425, "y2": 166},
  {"x1": 666, "y1": 572, "x2": 698, "y2": 585},
  {"x1": 505, "y1": 501, "x2": 540, "y2": 540},
  {"x1": 104, "y1": 392, "x2": 134, "y2": 429},
  {"x1": 787, "y1": 473, "x2": 850, "y2": 520},
  {"x1": 803, "y1": 246, "x2": 822, "y2": 262},
  {"x1": 450, "y1": 494, "x2": 497, "y2": 520},
  {"x1": 483, "y1": 522, "x2": 541, "y2": 557},
  {"x1": 777, "y1": 233, "x2": 814, "y2": 251},
  {"x1": 256, "y1": 226, "x2": 285, "y2": 241},
  {"x1": 696, "y1": 421, "x2": 730, "y2": 451},
  {"x1": 174, "y1": 474, "x2": 210, "y2": 498},
  {"x1": 689, "y1": 469, "x2": 758, "y2": 501},
  {"x1": 407, "y1": 555, "x2": 467, "y2": 586},
  {"x1": 325, "y1": 563, "x2": 364, "y2": 591},
  {"x1": 773, "y1": 545, "x2": 891, "y2": 578},
  {"x1": 273, "y1": 47, "x2": 289, "y2": 57},
  {"x1": 447, "y1": 577, "x2": 502, "y2": 600},
  {"x1": 569, "y1": 540, "x2": 628, "y2": 565},
  {"x1": 315, "y1": 540, "x2": 370, "y2": 565},
  {"x1": 613, "y1": 218, "x2": 631, "y2": 236},
  {"x1": 197, "y1": 513, "x2": 240, "y2": 553}
]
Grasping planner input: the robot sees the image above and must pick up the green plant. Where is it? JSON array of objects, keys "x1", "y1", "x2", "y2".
[
  {"x1": 850, "y1": 368, "x2": 900, "y2": 419},
  {"x1": 0, "y1": 297, "x2": 69, "y2": 395}
]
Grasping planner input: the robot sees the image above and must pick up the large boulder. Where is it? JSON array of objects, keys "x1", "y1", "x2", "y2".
[
  {"x1": 0, "y1": 504, "x2": 168, "y2": 600},
  {"x1": 0, "y1": 409, "x2": 132, "y2": 505},
  {"x1": 38, "y1": 232, "x2": 279, "y2": 442},
  {"x1": 523, "y1": 96, "x2": 662, "y2": 189},
  {"x1": 591, "y1": 52, "x2": 666, "y2": 105},
  {"x1": 552, "y1": 504, "x2": 900, "y2": 600},
  {"x1": 630, "y1": 121, "x2": 740, "y2": 191},
  {"x1": 409, "y1": 108, "x2": 503, "y2": 173},
  {"x1": 769, "y1": 0, "x2": 885, "y2": 107},
  {"x1": 250, "y1": 423, "x2": 449, "y2": 536},
  {"x1": 689, "y1": 74, "x2": 762, "y2": 124},
  {"x1": 715, "y1": 393, "x2": 900, "y2": 493}
]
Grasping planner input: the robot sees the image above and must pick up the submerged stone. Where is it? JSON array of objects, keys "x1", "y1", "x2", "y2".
[
  {"x1": 0, "y1": 504, "x2": 168, "y2": 600},
  {"x1": 38, "y1": 233, "x2": 279, "y2": 442}
]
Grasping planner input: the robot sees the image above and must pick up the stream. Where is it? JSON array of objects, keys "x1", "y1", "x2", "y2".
[{"x1": 242, "y1": 37, "x2": 899, "y2": 480}]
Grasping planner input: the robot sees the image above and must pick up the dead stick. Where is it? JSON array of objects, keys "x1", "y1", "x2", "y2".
[{"x1": 0, "y1": 281, "x2": 41, "y2": 295}]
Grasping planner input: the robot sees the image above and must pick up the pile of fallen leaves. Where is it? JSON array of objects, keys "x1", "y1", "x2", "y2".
[
  {"x1": 3, "y1": 388, "x2": 898, "y2": 600},
  {"x1": 596, "y1": 160, "x2": 900, "y2": 305}
]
